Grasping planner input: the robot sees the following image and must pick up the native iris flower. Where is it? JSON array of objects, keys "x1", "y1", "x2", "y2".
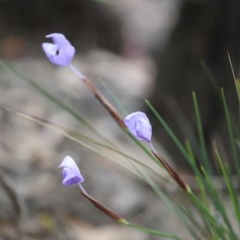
[
  {"x1": 124, "y1": 112, "x2": 190, "y2": 192},
  {"x1": 42, "y1": 33, "x2": 86, "y2": 79},
  {"x1": 59, "y1": 156, "x2": 128, "y2": 224},
  {"x1": 42, "y1": 33, "x2": 75, "y2": 66},
  {"x1": 124, "y1": 111, "x2": 152, "y2": 143},
  {"x1": 58, "y1": 156, "x2": 87, "y2": 194}
]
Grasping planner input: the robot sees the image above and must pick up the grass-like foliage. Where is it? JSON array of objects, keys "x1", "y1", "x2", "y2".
[{"x1": 0, "y1": 51, "x2": 240, "y2": 240}]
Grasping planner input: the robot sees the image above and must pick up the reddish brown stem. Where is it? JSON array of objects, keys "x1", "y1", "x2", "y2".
[
  {"x1": 81, "y1": 192, "x2": 128, "y2": 224},
  {"x1": 83, "y1": 77, "x2": 126, "y2": 128},
  {"x1": 150, "y1": 146, "x2": 191, "y2": 193}
]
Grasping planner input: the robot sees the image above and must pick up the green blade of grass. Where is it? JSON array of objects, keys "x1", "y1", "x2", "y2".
[
  {"x1": 145, "y1": 100, "x2": 208, "y2": 190},
  {"x1": 199, "y1": 167, "x2": 238, "y2": 240},
  {"x1": 221, "y1": 88, "x2": 239, "y2": 177},
  {"x1": 12, "y1": 109, "x2": 165, "y2": 179},
  {"x1": 184, "y1": 140, "x2": 231, "y2": 239},
  {"x1": 145, "y1": 100, "x2": 190, "y2": 161},
  {"x1": 180, "y1": 205, "x2": 215, "y2": 240},
  {"x1": 128, "y1": 224, "x2": 183, "y2": 240},
  {"x1": 235, "y1": 78, "x2": 240, "y2": 102},
  {"x1": 133, "y1": 164, "x2": 204, "y2": 240},
  {"x1": 97, "y1": 78, "x2": 128, "y2": 117},
  {"x1": 182, "y1": 150, "x2": 237, "y2": 240},
  {"x1": 214, "y1": 147, "x2": 240, "y2": 224},
  {"x1": 227, "y1": 52, "x2": 240, "y2": 101},
  {"x1": 168, "y1": 102, "x2": 201, "y2": 163},
  {"x1": 185, "y1": 140, "x2": 208, "y2": 203},
  {"x1": 139, "y1": 101, "x2": 230, "y2": 238},
  {"x1": 188, "y1": 190, "x2": 234, "y2": 240},
  {"x1": 145, "y1": 98, "x2": 237, "y2": 238},
  {"x1": 0, "y1": 59, "x2": 112, "y2": 146},
  {"x1": 227, "y1": 52, "x2": 240, "y2": 131},
  {"x1": 200, "y1": 60, "x2": 220, "y2": 94},
  {"x1": 192, "y1": 92, "x2": 211, "y2": 173}
]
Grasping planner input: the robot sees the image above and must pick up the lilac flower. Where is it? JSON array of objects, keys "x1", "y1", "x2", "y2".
[
  {"x1": 59, "y1": 156, "x2": 84, "y2": 186},
  {"x1": 124, "y1": 111, "x2": 152, "y2": 143},
  {"x1": 42, "y1": 33, "x2": 75, "y2": 66}
]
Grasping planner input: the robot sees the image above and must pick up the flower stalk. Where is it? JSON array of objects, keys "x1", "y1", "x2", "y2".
[
  {"x1": 69, "y1": 64, "x2": 125, "y2": 128},
  {"x1": 150, "y1": 143, "x2": 191, "y2": 193},
  {"x1": 81, "y1": 191, "x2": 129, "y2": 225},
  {"x1": 59, "y1": 156, "x2": 128, "y2": 224}
]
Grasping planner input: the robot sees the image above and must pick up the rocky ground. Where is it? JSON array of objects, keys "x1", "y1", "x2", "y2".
[{"x1": 0, "y1": 1, "x2": 194, "y2": 239}]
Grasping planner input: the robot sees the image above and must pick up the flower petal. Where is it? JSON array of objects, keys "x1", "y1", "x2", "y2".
[
  {"x1": 124, "y1": 111, "x2": 152, "y2": 142},
  {"x1": 42, "y1": 43, "x2": 58, "y2": 56},
  {"x1": 46, "y1": 33, "x2": 71, "y2": 48},
  {"x1": 42, "y1": 33, "x2": 75, "y2": 66},
  {"x1": 62, "y1": 170, "x2": 82, "y2": 186},
  {"x1": 59, "y1": 156, "x2": 78, "y2": 169},
  {"x1": 136, "y1": 118, "x2": 152, "y2": 142},
  {"x1": 59, "y1": 156, "x2": 84, "y2": 186}
]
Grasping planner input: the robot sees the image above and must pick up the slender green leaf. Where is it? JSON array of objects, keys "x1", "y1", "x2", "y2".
[
  {"x1": 221, "y1": 88, "x2": 239, "y2": 177},
  {"x1": 199, "y1": 168, "x2": 238, "y2": 240},
  {"x1": 13, "y1": 110, "x2": 166, "y2": 180},
  {"x1": 128, "y1": 224, "x2": 183, "y2": 240},
  {"x1": 227, "y1": 52, "x2": 240, "y2": 101},
  {"x1": 192, "y1": 92, "x2": 211, "y2": 173},
  {"x1": 145, "y1": 100, "x2": 190, "y2": 161},
  {"x1": 0, "y1": 59, "x2": 113, "y2": 146},
  {"x1": 97, "y1": 78, "x2": 128, "y2": 117},
  {"x1": 200, "y1": 60, "x2": 220, "y2": 94},
  {"x1": 214, "y1": 147, "x2": 240, "y2": 224},
  {"x1": 133, "y1": 166, "x2": 202, "y2": 240}
]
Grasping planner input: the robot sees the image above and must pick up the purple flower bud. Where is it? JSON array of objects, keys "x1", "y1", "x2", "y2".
[
  {"x1": 124, "y1": 111, "x2": 152, "y2": 143},
  {"x1": 42, "y1": 33, "x2": 75, "y2": 66},
  {"x1": 58, "y1": 156, "x2": 84, "y2": 186}
]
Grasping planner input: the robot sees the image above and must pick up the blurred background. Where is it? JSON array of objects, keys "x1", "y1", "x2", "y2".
[{"x1": 0, "y1": 0, "x2": 240, "y2": 239}]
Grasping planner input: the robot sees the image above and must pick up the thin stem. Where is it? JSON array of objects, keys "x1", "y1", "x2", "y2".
[
  {"x1": 149, "y1": 142, "x2": 191, "y2": 193},
  {"x1": 69, "y1": 64, "x2": 125, "y2": 128},
  {"x1": 80, "y1": 191, "x2": 128, "y2": 224},
  {"x1": 78, "y1": 183, "x2": 88, "y2": 196},
  {"x1": 69, "y1": 63, "x2": 86, "y2": 80}
]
